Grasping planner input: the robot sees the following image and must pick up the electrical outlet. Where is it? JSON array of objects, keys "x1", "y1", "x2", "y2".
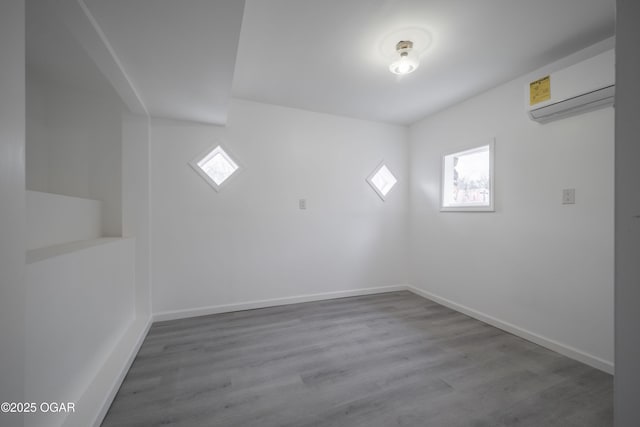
[
  {"x1": 562, "y1": 188, "x2": 575, "y2": 204},
  {"x1": 299, "y1": 199, "x2": 307, "y2": 210}
]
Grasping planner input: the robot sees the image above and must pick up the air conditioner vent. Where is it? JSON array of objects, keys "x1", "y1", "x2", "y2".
[
  {"x1": 526, "y1": 50, "x2": 614, "y2": 123},
  {"x1": 529, "y1": 85, "x2": 615, "y2": 123}
]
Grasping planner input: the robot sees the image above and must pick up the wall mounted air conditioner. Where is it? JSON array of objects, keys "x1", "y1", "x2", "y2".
[{"x1": 526, "y1": 49, "x2": 615, "y2": 123}]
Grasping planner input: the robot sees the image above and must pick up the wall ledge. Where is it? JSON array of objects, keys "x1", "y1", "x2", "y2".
[{"x1": 26, "y1": 238, "x2": 129, "y2": 264}]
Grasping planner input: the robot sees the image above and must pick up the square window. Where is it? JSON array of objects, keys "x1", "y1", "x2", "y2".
[
  {"x1": 367, "y1": 162, "x2": 398, "y2": 201},
  {"x1": 441, "y1": 140, "x2": 494, "y2": 211},
  {"x1": 189, "y1": 144, "x2": 241, "y2": 191}
]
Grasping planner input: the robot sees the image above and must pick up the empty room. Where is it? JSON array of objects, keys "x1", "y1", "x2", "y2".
[{"x1": 2, "y1": 0, "x2": 639, "y2": 426}]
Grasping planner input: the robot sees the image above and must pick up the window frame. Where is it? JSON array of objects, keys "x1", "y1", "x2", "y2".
[
  {"x1": 366, "y1": 161, "x2": 398, "y2": 201},
  {"x1": 440, "y1": 139, "x2": 495, "y2": 212},
  {"x1": 188, "y1": 143, "x2": 242, "y2": 192}
]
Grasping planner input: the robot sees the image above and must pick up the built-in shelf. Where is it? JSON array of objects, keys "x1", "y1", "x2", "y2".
[{"x1": 26, "y1": 238, "x2": 125, "y2": 264}]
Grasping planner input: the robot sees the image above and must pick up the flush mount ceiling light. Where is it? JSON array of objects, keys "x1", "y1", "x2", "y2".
[
  {"x1": 379, "y1": 28, "x2": 431, "y2": 76},
  {"x1": 389, "y1": 40, "x2": 419, "y2": 75}
]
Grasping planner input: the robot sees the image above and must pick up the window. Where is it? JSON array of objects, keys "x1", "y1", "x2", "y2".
[
  {"x1": 189, "y1": 144, "x2": 240, "y2": 191},
  {"x1": 441, "y1": 140, "x2": 494, "y2": 211},
  {"x1": 367, "y1": 162, "x2": 398, "y2": 201}
]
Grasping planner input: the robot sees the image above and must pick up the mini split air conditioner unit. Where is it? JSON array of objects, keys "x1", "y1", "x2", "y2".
[{"x1": 526, "y1": 49, "x2": 615, "y2": 123}]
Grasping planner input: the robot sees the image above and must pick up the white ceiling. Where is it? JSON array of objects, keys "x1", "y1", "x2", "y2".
[
  {"x1": 26, "y1": 0, "x2": 118, "y2": 98},
  {"x1": 30, "y1": 0, "x2": 615, "y2": 126},
  {"x1": 83, "y1": 0, "x2": 245, "y2": 124},
  {"x1": 233, "y1": 0, "x2": 615, "y2": 125}
]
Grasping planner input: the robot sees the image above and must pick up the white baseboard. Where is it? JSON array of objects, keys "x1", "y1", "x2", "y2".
[
  {"x1": 406, "y1": 285, "x2": 614, "y2": 374},
  {"x1": 61, "y1": 314, "x2": 152, "y2": 427},
  {"x1": 153, "y1": 285, "x2": 408, "y2": 322}
]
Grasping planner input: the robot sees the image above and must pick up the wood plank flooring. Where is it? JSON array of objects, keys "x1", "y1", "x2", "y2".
[{"x1": 102, "y1": 291, "x2": 613, "y2": 427}]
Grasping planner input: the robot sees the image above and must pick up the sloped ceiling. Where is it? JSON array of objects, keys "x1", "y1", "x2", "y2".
[
  {"x1": 39, "y1": 0, "x2": 615, "y2": 126},
  {"x1": 83, "y1": 0, "x2": 245, "y2": 125},
  {"x1": 232, "y1": 0, "x2": 615, "y2": 125},
  {"x1": 26, "y1": 0, "x2": 120, "y2": 99}
]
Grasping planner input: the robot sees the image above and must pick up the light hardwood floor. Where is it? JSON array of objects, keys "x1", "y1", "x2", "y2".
[{"x1": 102, "y1": 291, "x2": 613, "y2": 426}]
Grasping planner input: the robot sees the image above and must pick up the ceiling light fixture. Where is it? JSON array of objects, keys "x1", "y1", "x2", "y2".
[{"x1": 389, "y1": 40, "x2": 419, "y2": 75}]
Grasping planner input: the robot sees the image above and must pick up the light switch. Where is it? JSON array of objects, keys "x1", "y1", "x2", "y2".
[
  {"x1": 562, "y1": 188, "x2": 575, "y2": 204},
  {"x1": 299, "y1": 199, "x2": 307, "y2": 210}
]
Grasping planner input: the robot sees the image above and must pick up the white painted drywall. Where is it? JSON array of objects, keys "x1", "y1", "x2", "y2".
[
  {"x1": 150, "y1": 99, "x2": 409, "y2": 315},
  {"x1": 615, "y1": 0, "x2": 640, "y2": 424},
  {"x1": 22, "y1": 4, "x2": 152, "y2": 427},
  {"x1": 122, "y1": 112, "x2": 152, "y2": 317},
  {"x1": 25, "y1": 72, "x2": 124, "y2": 237},
  {"x1": 26, "y1": 71, "x2": 49, "y2": 193},
  {"x1": 409, "y1": 45, "x2": 614, "y2": 370},
  {"x1": 0, "y1": 2, "x2": 26, "y2": 426},
  {"x1": 25, "y1": 239, "x2": 136, "y2": 427},
  {"x1": 26, "y1": 191, "x2": 102, "y2": 250}
]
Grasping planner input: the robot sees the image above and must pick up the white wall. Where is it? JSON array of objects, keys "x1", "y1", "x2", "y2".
[
  {"x1": 408, "y1": 45, "x2": 614, "y2": 372},
  {"x1": 26, "y1": 191, "x2": 102, "y2": 250},
  {"x1": 26, "y1": 71, "x2": 48, "y2": 193},
  {"x1": 26, "y1": 72, "x2": 124, "y2": 237},
  {"x1": 0, "y1": 2, "x2": 26, "y2": 427},
  {"x1": 22, "y1": 7, "x2": 153, "y2": 426},
  {"x1": 151, "y1": 99, "x2": 409, "y2": 316},
  {"x1": 122, "y1": 112, "x2": 152, "y2": 317},
  {"x1": 614, "y1": 0, "x2": 640, "y2": 424},
  {"x1": 25, "y1": 239, "x2": 136, "y2": 427},
  {"x1": 22, "y1": 71, "x2": 152, "y2": 427}
]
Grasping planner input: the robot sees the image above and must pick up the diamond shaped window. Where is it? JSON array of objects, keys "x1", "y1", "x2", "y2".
[
  {"x1": 189, "y1": 145, "x2": 240, "y2": 191},
  {"x1": 367, "y1": 162, "x2": 397, "y2": 201}
]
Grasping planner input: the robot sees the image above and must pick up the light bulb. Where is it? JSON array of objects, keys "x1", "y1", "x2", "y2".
[
  {"x1": 389, "y1": 42, "x2": 419, "y2": 75},
  {"x1": 389, "y1": 54, "x2": 419, "y2": 75},
  {"x1": 397, "y1": 58, "x2": 412, "y2": 74}
]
